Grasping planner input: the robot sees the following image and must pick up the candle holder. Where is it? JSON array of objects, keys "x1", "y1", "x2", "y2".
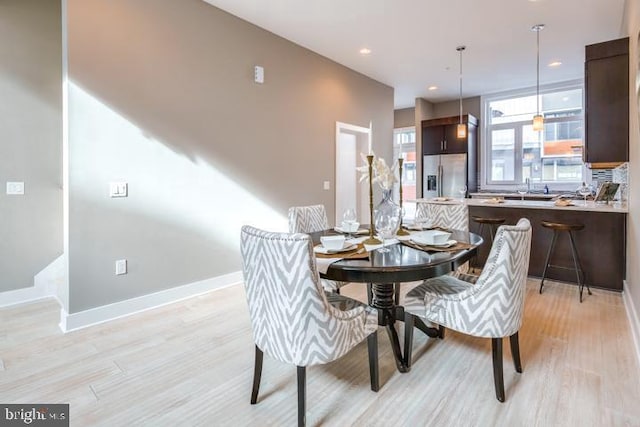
[
  {"x1": 396, "y1": 158, "x2": 410, "y2": 236},
  {"x1": 363, "y1": 155, "x2": 382, "y2": 245}
]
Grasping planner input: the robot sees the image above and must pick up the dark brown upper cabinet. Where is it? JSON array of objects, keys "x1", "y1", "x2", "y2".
[
  {"x1": 584, "y1": 37, "x2": 629, "y2": 165},
  {"x1": 421, "y1": 114, "x2": 477, "y2": 155}
]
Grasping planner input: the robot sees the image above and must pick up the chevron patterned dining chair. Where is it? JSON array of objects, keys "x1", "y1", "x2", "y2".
[
  {"x1": 403, "y1": 218, "x2": 532, "y2": 402},
  {"x1": 240, "y1": 225, "x2": 379, "y2": 427},
  {"x1": 398, "y1": 202, "x2": 472, "y2": 303},
  {"x1": 288, "y1": 204, "x2": 347, "y2": 293}
]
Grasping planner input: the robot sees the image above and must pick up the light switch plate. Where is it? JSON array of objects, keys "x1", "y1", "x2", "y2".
[
  {"x1": 254, "y1": 65, "x2": 264, "y2": 84},
  {"x1": 109, "y1": 182, "x2": 128, "y2": 198},
  {"x1": 115, "y1": 259, "x2": 127, "y2": 275},
  {"x1": 323, "y1": 181, "x2": 331, "y2": 190},
  {"x1": 6, "y1": 182, "x2": 24, "y2": 195}
]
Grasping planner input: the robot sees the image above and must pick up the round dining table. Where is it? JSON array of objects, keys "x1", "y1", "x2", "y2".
[{"x1": 311, "y1": 228, "x2": 483, "y2": 373}]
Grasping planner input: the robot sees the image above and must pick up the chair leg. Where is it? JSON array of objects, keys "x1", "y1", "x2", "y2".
[
  {"x1": 509, "y1": 332, "x2": 523, "y2": 373},
  {"x1": 539, "y1": 230, "x2": 558, "y2": 294},
  {"x1": 367, "y1": 332, "x2": 379, "y2": 392},
  {"x1": 394, "y1": 283, "x2": 401, "y2": 305},
  {"x1": 297, "y1": 366, "x2": 306, "y2": 427},
  {"x1": 367, "y1": 283, "x2": 373, "y2": 305},
  {"x1": 492, "y1": 338, "x2": 505, "y2": 402},
  {"x1": 250, "y1": 345, "x2": 263, "y2": 404},
  {"x1": 404, "y1": 312, "x2": 415, "y2": 368},
  {"x1": 438, "y1": 324, "x2": 445, "y2": 339},
  {"x1": 569, "y1": 230, "x2": 592, "y2": 302}
]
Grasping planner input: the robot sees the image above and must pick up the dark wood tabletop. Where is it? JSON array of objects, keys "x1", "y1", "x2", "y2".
[{"x1": 311, "y1": 228, "x2": 483, "y2": 284}]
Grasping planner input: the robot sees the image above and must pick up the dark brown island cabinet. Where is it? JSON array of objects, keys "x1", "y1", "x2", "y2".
[
  {"x1": 468, "y1": 206, "x2": 626, "y2": 291},
  {"x1": 584, "y1": 37, "x2": 629, "y2": 166},
  {"x1": 421, "y1": 114, "x2": 478, "y2": 193}
]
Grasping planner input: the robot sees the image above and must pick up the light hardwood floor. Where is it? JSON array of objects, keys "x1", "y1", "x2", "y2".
[{"x1": 1, "y1": 279, "x2": 639, "y2": 426}]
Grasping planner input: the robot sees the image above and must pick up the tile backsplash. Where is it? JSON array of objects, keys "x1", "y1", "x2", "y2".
[
  {"x1": 612, "y1": 162, "x2": 629, "y2": 201},
  {"x1": 590, "y1": 163, "x2": 628, "y2": 201}
]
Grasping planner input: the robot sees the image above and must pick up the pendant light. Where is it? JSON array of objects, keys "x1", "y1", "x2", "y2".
[
  {"x1": 456, "y1": 45, "x2": 467, "y2": 139},
  {"x1": 532, "y1": 24, "x2": 545, "y2": 132}
]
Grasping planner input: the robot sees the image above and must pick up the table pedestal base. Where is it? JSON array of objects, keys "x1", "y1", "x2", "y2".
[{"x1": 371, "y1": 283, "x2": 440, "y2": 373}]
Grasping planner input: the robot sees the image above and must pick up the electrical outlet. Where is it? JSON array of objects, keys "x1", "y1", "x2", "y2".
[
  {"x1": 115, "y1": 259, "x2": 127, "y2": 275},
  {"x1": 323, "y1": 181, "x2": 331, "y2": 190}
]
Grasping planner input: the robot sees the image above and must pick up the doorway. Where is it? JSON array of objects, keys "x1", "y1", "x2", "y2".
[{"x1": 335, "y1": 122, "x2": 370, "y2": 225}]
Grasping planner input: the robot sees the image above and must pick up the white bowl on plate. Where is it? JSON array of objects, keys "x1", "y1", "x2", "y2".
[
  {"x1": 412, "y1": 230, "x2": 452, "y2": 245},
  {"x1": 320, "y1": 235, "x2": 346, "y2": 251}
]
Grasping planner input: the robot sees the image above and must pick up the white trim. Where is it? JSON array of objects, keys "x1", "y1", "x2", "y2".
[
  {"x1": 0, "y1": 283, "x2": 57, "y2": 308},
  {"x1": 0, "y1": 255, "x2": 64, "y2": 308},
  {"x1": 623, "y1": 280, "x2": 640, "y2": 367},
  {"x1": 59, "y1": 271, "x2": 243, "y2": 332},
  {"x1": 335, "y1": 121, "x2": 371, "y2": 225},
  {"x1": 61, "y1": 0, "x2": 70, "y2": 312}
]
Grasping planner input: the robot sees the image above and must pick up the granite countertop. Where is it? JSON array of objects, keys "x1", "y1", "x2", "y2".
[
  {"x1": 469, "y1": 192, "x2": 558, "y2": 200},
  {"x1": 410, "y1": 198, "x2": 628, "y2": 213}
]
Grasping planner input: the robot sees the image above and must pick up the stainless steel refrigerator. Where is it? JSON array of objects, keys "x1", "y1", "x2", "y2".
[{"x1": 423, "y1": 153, "x2": 467, "y2": 198}]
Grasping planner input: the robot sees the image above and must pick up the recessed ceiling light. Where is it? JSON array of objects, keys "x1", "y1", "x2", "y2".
[
  {"x1": 359, "y1": 48, "x2": 371, "y2": 55},
  {"x1": 548, "y1": 61, "x2": 562, "y2": 67},
  {"x1": 428, "y1": 86, "x2": 438, "y2": 91}
]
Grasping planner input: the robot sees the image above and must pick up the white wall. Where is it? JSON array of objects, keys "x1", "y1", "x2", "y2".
[{"x1": 0, "y1": 0, "x2": 63, "y2": 294}]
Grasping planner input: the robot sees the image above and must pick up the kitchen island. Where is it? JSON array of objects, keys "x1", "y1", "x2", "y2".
[{"x1": 412, "y1": 198, "x2": 627, "y2": 291}]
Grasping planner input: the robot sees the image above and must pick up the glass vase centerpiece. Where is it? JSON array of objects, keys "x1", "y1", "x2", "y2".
[{"x1": 358, "y1": 153, "x2": 402, "y2": 244}]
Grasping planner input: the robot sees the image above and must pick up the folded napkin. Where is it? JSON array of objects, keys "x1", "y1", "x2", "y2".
[
  {"x1": 401, "y1": 239, "x2": 474, "y2": 253},
  {"x1": 483, "y1": 197, "x2": 504, "y2": 204},
  {"x1": 334, "y1": 226, "x2": 369, "y2": 235},
  {"x1": 314, "y1": 243, "x2": 369, "y2": 275},
  {"x1": 554, "y1": 199, "x2": 573, "y2": 207},
  {"x1": 314, "y1": 243, "x2": 368, "y2": 259}
]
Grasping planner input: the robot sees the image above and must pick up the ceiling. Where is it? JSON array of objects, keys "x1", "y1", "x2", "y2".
[{"x1": 203, "y1": 0, "x2": 626, "y2": 109}]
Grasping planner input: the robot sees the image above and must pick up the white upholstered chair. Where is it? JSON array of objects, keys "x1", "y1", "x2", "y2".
[
  {"x1": 240, "y1": 225, "x2": 379, "y2": 426},
  {"x1": 398, "y1": 202, "x2": 472, "y2": 303},
  {"x1": 288, "y1": 204, "x2": 347, "y2": 293},
  {"x1": 403, "y1": 218, "x2": 532, "y2": 402}
]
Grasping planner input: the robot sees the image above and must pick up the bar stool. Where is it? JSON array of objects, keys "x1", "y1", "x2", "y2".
[
  {"x1": 539, "y1": 220, "x2": 592, "y2": 302},
  {"x1": 471, "y1": 216, "x2": 505, "y2": 271}
]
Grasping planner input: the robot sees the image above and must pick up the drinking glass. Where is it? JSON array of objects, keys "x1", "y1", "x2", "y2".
[
  {"x1": 458, "y1": 185, "x2": 467, "y2": 201},
  {"x1": 414, "y1": 215, "x2": 430, "y2": 230},
  {"x1": 342, "y1": 208, "x2": 357, "y2": 236},
  {"x1": 578, "y1": 184, "x2": 591, "y2": 206},
  {"x1": 375, "y1": 213, "x2": 397, "y2": 253},
  {"x1": 516, "y1": 184, "x2": 528, "y2": 201}
]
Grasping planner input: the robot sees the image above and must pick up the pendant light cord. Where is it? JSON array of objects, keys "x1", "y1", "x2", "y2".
[
  {"x1": 457, "y1": 46, "x2": 465, "y2": 124},
  {"x1": 536, "y1": 27, "x2": 540, "y2": 115}
]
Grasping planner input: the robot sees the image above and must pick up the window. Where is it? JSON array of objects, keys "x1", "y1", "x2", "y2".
[
  {"x1": 482, "y1": 83, "x2": 584, "y2": 190},
  {"x1": 393, "y1": 127, "x2": 416, "y2": 217}
]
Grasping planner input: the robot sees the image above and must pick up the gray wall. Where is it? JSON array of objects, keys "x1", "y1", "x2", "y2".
[
  {"x1": 0, "y1": 0, "x2": 62, "y2": 292},
  {"x1": 433, "y1": 97, "x2": 481, "y2": 120},
  {"x1": 394, "y1": 107, "x2": 415, "y2": 128},
  {"x1": 66, "y1": 0, "x2": 393, "y2": 312}
]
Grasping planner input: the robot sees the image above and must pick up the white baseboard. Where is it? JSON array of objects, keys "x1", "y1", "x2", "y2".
[
  {"x1": 59, "y1": 271, "x2": 243, "y2": 333},
  {"x1": 0, "y1": 255, "x2": 64, "y2": 308},
  {"x1": 622, "y1": 280, "x2": 640, "y2": 366}
]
